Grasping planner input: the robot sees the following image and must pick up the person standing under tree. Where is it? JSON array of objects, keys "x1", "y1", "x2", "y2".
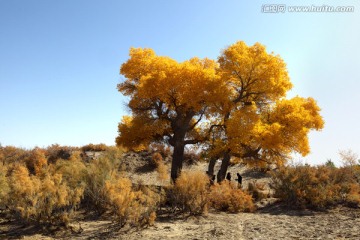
[{"x1": 236, "y1": 173, "x2": 242, "y2": 188}]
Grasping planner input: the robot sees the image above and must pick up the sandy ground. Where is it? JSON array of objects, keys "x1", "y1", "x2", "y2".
[
  {"x1": 3, "y1": 206, "x2": 360, "y2": 240},
  {"x1": 1, "y1": 153, "x2": 360, "y2": 239}
]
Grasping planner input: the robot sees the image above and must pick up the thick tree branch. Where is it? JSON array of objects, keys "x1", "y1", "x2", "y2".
[
  {"x1": 184, "y1": 139, "x2": 201, "y2": 145},
  {"x1": 188, "y1": 107, "x2": 207, "y2": 131}
]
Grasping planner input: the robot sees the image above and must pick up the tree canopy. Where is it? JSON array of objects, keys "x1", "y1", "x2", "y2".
[
  {"x1": 207, "y1": 42, "x2": 324, "y2": 181},
  {"x1": 116, "y1": 48, "x2": 226, "y2": 181},
  {"x1": 116, "y1": 41, "x2": 324, "y2": 182}
]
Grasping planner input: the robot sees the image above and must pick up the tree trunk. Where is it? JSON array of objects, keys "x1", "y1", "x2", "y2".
[
  {"x1": 207, "y1": 156, "x2": 217, "y2": 177},
  {"x1": 217, "y1": 151, "x2": 231, "y2": 183},
  {"x1": 171, "y1": 141, "x2": 185, "y2": 183},
  {"x1": 169, "y1": 110, "x2": 195, "y2": 183}
]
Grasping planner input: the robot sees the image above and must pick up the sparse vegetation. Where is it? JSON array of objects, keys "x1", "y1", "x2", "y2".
[
  {"x1": 272, "y1": 163, "x2": 360, "y2": 209},
  {"x1": 0, "y1": 145, "x2": 160, "y2": 229},
  {"x1": 1, "y1": 143, "x2": 359, "y2": 240}
]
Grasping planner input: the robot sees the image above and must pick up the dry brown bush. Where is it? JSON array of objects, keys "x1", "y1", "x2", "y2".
[
  {"x1": 0, "y1": 163, "x2": 9, "y2": 207},
  {"x1": 272, "y1": 164, "x2": 360, "y2": 209},
  {"x1": 339, "y1": 149, "x2": 359, "y2": 167},
  {"x1": 24, "y1": 148, "x2": 48, "y2": 175},
  {"x1": 152, "y1": 152, "x2": 169, "y2": 182},
  {"x1": 45, "y1": 144, "x2": 77, "y2": 164},
  {"x1": 103, "y1": 173, "x2": 160, "y2": 227},
  {"x1": 83, "y1": 152, "x2": 119, "y2": 212},
  {"x1": 209, "y1": 182, "x2": 255, "y2": 213},
  {"x1": 0, "y1": 145, "x2": 161, "y2": 230},
  {"x1": 183, "y1": 149, "x2": 201, "y2": 165},
  {"x1": 7, "y1": 162, "x2": 85, "y2": 226},
  {"x1": 247, "y1": 181, "x2": 269, "y2": 201},
  {"x1": 0, "y1": 146, "x2": 29, "y2": 165},
  {"x1": 82, "y1": 146, "x2": 135, "y2": 216},
  {"x1": 81, "y1": 143, "x2": 108, "y2": 152},
  {"x1": 170, "y1": 170, "x2": 209, "y2": 215}
]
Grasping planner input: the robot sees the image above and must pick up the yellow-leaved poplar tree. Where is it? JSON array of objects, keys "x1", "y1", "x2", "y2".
[
  {"x1": 207, "y1": 41, "x2": 324, "y2": 181},
  {"x1": 116, "y1": 42, "x2": 324, "y2": 183},
  {"x1": 116, "y1": 48, "x2": 227, "y2": 182}
]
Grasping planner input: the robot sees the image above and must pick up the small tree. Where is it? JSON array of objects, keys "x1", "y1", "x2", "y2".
[
  {"x1": 339, "y1": 149, "x2": 359, "y2": 167},
  {"x1": 325, "y1": 159, "x2": 336, "y2": 168}
]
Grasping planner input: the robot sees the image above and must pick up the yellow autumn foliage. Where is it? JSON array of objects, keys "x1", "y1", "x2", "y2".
[
  {"x1": 210, "y1": 41, "x2": 325, "y2": 168},
  {"x1": 117, "y1": 41, "x2": 324, "y2": 181},
  {"x1": 218, "y1": 41, "x2": 292, "y2": 107},
  {"x1": 116, "y1": 48, "x2": 226, "y2": 169},
  {"x1": 119, "y1": 48, "x2": 226, "y2": 113}
]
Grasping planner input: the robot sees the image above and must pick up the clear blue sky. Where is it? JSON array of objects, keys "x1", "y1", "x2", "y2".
[{"x1": 1, "y1": 0, "x2": 359, "y2": 165}]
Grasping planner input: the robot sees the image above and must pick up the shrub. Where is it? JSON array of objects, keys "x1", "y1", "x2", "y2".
[
  {"x1": 209, "y1": 182, "x2": 255, "y2": 213},
  {"x1": 346, "y1": 183, "x2": 360, "y2": 207},
  {"x1": 103, "y1": 173, "x2": 160, "y2": 227},
  {"x1": 325, "y1": 159, "x2": 336, "y2": 168},
  {"x1": 51, "y1": 152, "x2": 87, "y2": 206},
  {"x1": 247, "y1": 180, "x2": 269, "y2": 201},
  {"x1": 83, "y1": 147, "x2": 124, "y2": 212},
  {"x1": 99, "y1": 146, "x2": 124, "y2": 165},
  {"x1": 83, "y1": 156, "x2": 117, "y2": 212},
  {"x1": 81, "y1": 143, "x2": 108, "y2": 152},
  {"x1": 170, "y1": 170, "x2": 209, "y2": 215},
  {"x1": 0, "y1": 163, "x2": 9, "y2": 207},
  {"x1": 152, "y1": 152, "x2": 169, "y2": 182},
  {"x1": 0, "y1": 146, "x2": 29, "y2": 165},
  {"x1": 24, "y1": 148, "x2": 48, "y2": 175},
  {"x1": 1, "y1": 146, "x2": 142, "y2": 229},
  {"x1": 7, "y1": 163, "x2": 84, "y2": 226},
  {"x1": 45, "y1": 144, "x2": 77, "y2": 164},
  {"x1": 183, "y1": 149, "x2": 201, "y2": 165},
  {"x1": 272, "y1": 164, "x2": 360, "y2": 209}
]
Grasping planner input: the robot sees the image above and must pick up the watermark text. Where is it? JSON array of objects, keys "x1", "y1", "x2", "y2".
[{"x1": 262, "y1": 4, "x2": 355, "y2": 13}]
